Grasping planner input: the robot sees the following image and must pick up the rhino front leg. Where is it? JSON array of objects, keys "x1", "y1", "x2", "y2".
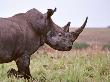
[{"x1": 15, "y1": 54, "x2": 32, "y2": 79}]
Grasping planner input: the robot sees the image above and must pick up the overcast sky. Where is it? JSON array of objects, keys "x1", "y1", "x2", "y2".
[{"x1": 0, "y1": 0, "x2": 110, "y2": 27}]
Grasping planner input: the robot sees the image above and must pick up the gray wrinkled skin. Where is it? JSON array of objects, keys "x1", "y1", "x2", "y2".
[
  {"x1": 0, "y1": 8, "x2": 88, "y2": 79},
  {"x1": 46, "y1": 30, "x2": 73, "y2": 51}
]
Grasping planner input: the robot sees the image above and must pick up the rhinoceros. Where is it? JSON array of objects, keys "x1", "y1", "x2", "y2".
[{"x1": 0, "y1": 8, "x2": 88, "y2": 79}]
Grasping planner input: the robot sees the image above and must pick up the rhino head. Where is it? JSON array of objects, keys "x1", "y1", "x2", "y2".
[
  {"x1": 25, "y1": 8, "x2": 88, "y2": 51},
  {"x1": 45, "y1": 8, "x2": 88, "y2": 51}
]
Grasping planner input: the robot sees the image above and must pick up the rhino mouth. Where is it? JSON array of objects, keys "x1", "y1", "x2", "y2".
[
  {"x1": 52, "y1": 44, "x2": 72, "y2": 51},
  {"x1": 60, "y1": 46, "x2": 72, "y2": 51}
]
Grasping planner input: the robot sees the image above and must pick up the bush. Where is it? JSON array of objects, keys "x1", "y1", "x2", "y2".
[
  {"x1": 72, "y1": 42, "x2": 90, "y2": 49},
  {"x1": 103, "y1": 43, "x2": 110, "y2": 50}
]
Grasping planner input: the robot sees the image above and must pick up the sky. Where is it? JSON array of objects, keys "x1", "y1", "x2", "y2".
[{"x1": 0, "y1": 0, "x2": 110, "y2": 27}]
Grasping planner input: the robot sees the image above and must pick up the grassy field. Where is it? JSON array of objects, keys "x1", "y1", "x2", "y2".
[{"x1": 0, "y1": 49, "x2": 110, "y2": 82}]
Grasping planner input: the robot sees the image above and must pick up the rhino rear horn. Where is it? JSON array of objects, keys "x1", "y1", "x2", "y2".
[
  {"x1": 63, "y1": 22, "x2": 71, "y2": 32},
  {"x1": 47, "y1": 8, "x2": 57, "y2": 19},
  {"x1": 74, "y1": 17, "x2": 88, "y2": 34}
]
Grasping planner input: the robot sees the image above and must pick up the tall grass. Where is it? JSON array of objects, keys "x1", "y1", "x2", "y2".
[{"x1": 0, "y1": 49, "x2": 110, "y2": 82}]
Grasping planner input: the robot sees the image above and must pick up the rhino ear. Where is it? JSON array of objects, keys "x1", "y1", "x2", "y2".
[
  {"x1": 47, "y1": 8, "x2": 57, "y2": 19},
  {"x1": 63, "y1": 22, "x2": 71, "y2": 32}
]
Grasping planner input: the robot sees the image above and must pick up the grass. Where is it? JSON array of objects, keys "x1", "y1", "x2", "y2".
[{"x1": 0, "y1": 49, "x2": 110, "y2": 82}]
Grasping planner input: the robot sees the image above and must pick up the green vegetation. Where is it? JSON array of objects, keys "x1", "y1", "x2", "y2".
[
  {"x1": 72, "y1": 42, "x2": 90, "y2": 49},
  {"x1": 0, "y1": 50, "x2": 110, "y2": 82},
  {"x1": 103, "y1": 43, "x2": 110, "y2": 50}
]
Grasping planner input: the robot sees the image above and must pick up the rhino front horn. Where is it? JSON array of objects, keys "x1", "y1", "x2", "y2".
[
  {"x1": 75, "y1": 17, "x2": 88, "y2": 34},
  {"x1": 47, "y1": 8, "x2": 57, "y2": 19}
]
